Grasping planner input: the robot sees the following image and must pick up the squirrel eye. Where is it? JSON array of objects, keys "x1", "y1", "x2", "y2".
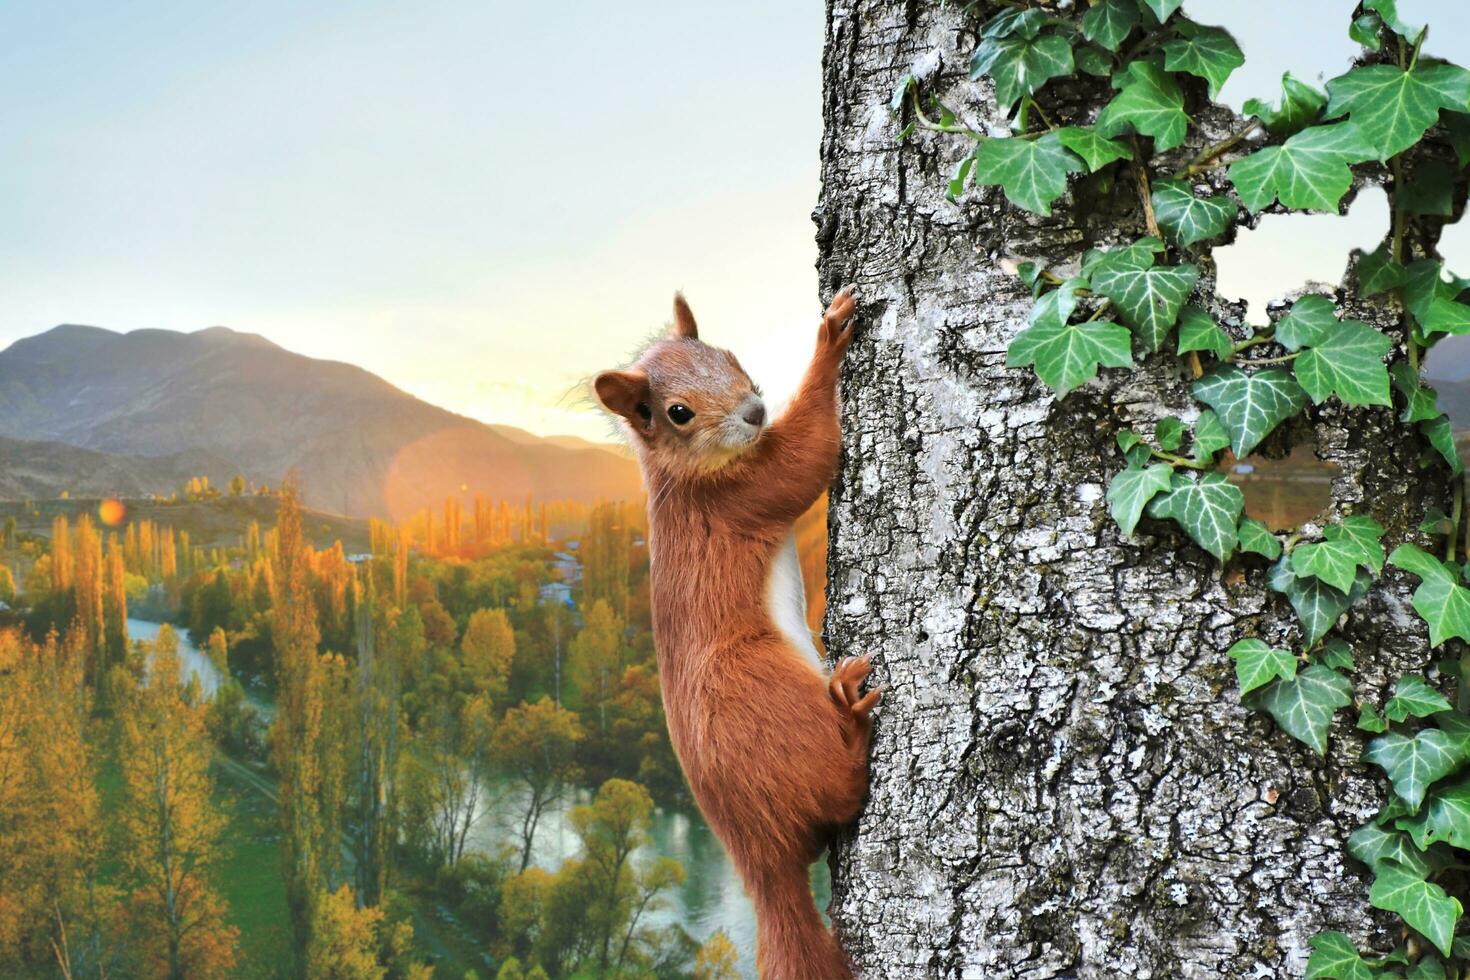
[{"x1": 667, "y1": 403, "x2": 695, "y2": 425}]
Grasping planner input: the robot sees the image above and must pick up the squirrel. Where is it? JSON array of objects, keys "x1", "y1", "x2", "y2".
[{"x1": 594, "y1": 289, "x2": 878, "y2": 980}]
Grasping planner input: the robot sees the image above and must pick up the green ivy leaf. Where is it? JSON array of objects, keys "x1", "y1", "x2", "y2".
[
  {"x1": 1410, "y1": 956, "x2": 1449, "y2": 980},
  {"x1": 973, "y1": 133, "x2": 1086, "y2": 216},
  {"x1": 1161, "y1": 22, "x2": 1243, "y2": 99},
  {"x1": 1228, "y1": 638, "x2": 1297, "y2": 696},
  {"x1": 1151, "y1": 178, "x2": 1235, "y2": 248},
  {"x1": 1305, "y1": 931, "x2": 1373, "y2": 980},
  {"x1": 1399, "y1": 776, "x2": 1470, "y2": 851},
  {"x1": 1293, "y1": 319, "x2": 1394, "y2": 407},
  {"x1": 1401, "y1": 160, "x2": 1456, "y2": 217},
  {"x1": 948, "y1": 151, "x2": 977, "y2": 200},
  {"x1": 1176, "y1": 306, "x2": 1232, "y2": 360},
  {"x1": 1081, "y1": 237, "x2": 1165, "y2": 277},
  {"x1": 1385, "y1": 676, "x2": 1454, "y2": 723},
  {"x1": 1366, "y1": 729, "x2": 1467, "y2": 810},
  {"x1": 1257, "y1": 663, "x2": 1353, "y2": 755},
  {"x1": 1421, "y1": 415, "x2": 1465, "y2": 475},
  {"x1": 1404, "y1": 259, "x2": 1455, "y2": 323},
  {"x1": 1349, "y1": 14, "x2": 1384, "y2": 52},
  {"x1": 1156, "y1": 416, "x2": 1186, "y2": 451},
  {"x1": 1391, "y1": 363, "x2": 1443, "y2": 423},
  {"x1": 1192, "y1": 365, "x2": 1307, "y2": 457},
  {"x1": 1107, "y1": 463, "x2": 1175, "y2": 536},
  {"x1": 1029, "y1": 277, "x2": 1088, "y2": 327},
  {"x1": 1080, "y1": 0, "x2": 1140, "y2": 53},
  {"x1": 1419, "y1": 297, "x2": 1470, "y2": 337},
  {"x1": 1358, "y1": 703, "x2": 1389, "y2": 733},
  {"x1": 1335, "y1": 516, "x2": 1386, "y2": 573},
  {"x1": 1268, "y1": 559, "x2": 1370, "y2": 647},
  {"x1": 1293, "y1": 538, "x2": 1370, "y2": 594},
  {"x1": 1444, "y1": 112, "x2": 1470, "y2": 167},
  {"x1": 971, "y1": 33, "x2": 1076, "y2": 110},
  {"x1": 1358, "y1": 244, "x2": 1408, "y2": 297},
  {"x1": 1056, "y1": 126, "x2": 1133, "y2": 172},
  {"x1": 1320, "y1": 637, "x2": 1355, "y2": 671},
  {"x1": 1420, "y1": 506, "x2": 1456, "y2": 536},
  {"x1": 1349, "y1": 821, "x2": 1431, "y2": 877},
  {"x1": 1191, "y1": 410, "x2": 1231, "y2": 462},
  {"x1": 1244, "y1": 73, "x2": 1327, "y2": 138},
  {"x1": 1274, "y1": 295, "x2": 1337, "y2": 351},
  {"x1": 1008, "y1": 318, "x2": 1134, "y2": 396},
  {"x1": 1239, "y1": 516, "x2": 1282, "y2": 559},
  {"x1": 1229, "y1": 122, "x2": 1374, "y2": 213},
  {"x1": 1325, "y1": 62, "x2": 1470, "y2": 161},
  {"x1": 1139, "y1": 0, "x2": 1184, "y2": 21},
  {"x1": 1145, "y1": 471, "x2": 1244, "y2": 560},
  {"x1": 1097, "y1": 60, "x2": 1189, "y2": 152},
  {"x1": 1090, "y1": 257, "x2": 1199, "y2": 351},
  {"x1": 1363, "y1": 0, "x2": 1422, "y2": 40},
  {"x1": 1390, "y1": 543, "x2": 1470, "y2": 646},
  {"x1": 1074, "y1": 44, "x2": 1114, "y2": 78},
  {"x1": 1368, "y1": 862, "x2": 1462, "y2": 957}
]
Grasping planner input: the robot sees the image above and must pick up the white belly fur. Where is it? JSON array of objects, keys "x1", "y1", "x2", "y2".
[{"x1": 765, "y1": 532, "x2": 823, "y2": 670}]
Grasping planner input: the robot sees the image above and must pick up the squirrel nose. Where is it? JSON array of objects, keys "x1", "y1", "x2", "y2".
[{"x1": 742, "y1": 402, "x2": 766, "y2": 427}]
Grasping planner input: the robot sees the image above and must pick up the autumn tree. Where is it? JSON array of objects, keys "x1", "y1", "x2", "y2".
[
  {"x1": 494, "y1": 697, "x2": 583, "y2": 871},
  {"x1": 114, "y1": 627, "x2": 239, "y2": 978},
  {"x1": 462, "y1": 607, "x2": 515, "y2": 708},
  {"x1": 352, "y1": 579, "x2": 400, "y2": 907},
  {"x1": 569, "y1": 599, "x2": 622, "y2": 736}
]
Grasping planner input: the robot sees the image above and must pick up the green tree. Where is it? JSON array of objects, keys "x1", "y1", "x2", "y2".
[
  {"x1": 0, "y1": 565, "x2": 14, "y2": 606},
  {"x1": 461, "y1": 608, "x2": 515, "y2": 707},
  {"x1": 494, "y1": 698, "x2": 583, "y2": 872},
  {"x1": 569, "y1": 600, "x2": 623, "y2": 736}
]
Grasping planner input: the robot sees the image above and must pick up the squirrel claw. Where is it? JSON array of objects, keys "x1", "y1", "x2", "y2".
[
  {"x1": 829, "y1": 655, "x2": 877, "y2": 725},
  {"x1": 820, "y1": 288, "x2": 858, "y2": 354}
]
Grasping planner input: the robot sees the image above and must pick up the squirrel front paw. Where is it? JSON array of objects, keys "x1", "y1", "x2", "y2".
[
  {"x1": 818, "y1": 287, "x2": 857, "y2": 361},
  {"x1": 828, "y1": 654, "x2": 880, "y2": 743}
]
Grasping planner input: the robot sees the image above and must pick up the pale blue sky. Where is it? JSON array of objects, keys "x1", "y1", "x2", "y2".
[{"x1": 1, "y1": 1, "x2": 1468, "y2": 439}]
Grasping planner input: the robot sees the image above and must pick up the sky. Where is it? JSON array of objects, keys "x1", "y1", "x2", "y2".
[{"x1": 1, "y1": 0, "x2": 1468, "y2": 441}]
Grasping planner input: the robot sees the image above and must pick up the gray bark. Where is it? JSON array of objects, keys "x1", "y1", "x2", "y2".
[{"x1": 817, "y1": 3, "x2": 1450, "y2": 977}]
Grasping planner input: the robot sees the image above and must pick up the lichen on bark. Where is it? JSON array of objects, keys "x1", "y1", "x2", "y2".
[{"x1": 816, "y1": 2, "x2": 1451, "y2": 976}]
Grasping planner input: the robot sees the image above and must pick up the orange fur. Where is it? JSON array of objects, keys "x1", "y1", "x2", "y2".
[{"x1": 594, "y1": 290, "x2": 877, "y2": 980}]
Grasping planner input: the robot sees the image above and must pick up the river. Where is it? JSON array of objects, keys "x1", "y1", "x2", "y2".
[{"x1": 128, "y1": 618, "x2": 820, "y2": 974}]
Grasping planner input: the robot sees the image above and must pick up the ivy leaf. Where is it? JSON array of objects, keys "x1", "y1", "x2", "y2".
[
  {"x1": 1444, "y1": 112, "x2": 1470, "y2": 167},
  {"x1": 1156, "y1": 416, "x2": 1186, "y2": 452},
  {"x1": 1081, "y1": 237, "x2": 1166, "y2": 277},
  {"x1": 1363, "y1": 0, "x2": 1423, "y2": 41},
  {"x1": 973, "y1": 133, "x2": 1086, "y2": 216},
  {"x1": 1358, "y1": 703, "x2": 1389, "y2": 733},
  {"x1": 1325, "y1": 62, "x2": 1470, "y2": 161},
  {"x1": 1268, "y1": 559, "x2": 1370, "y2": 647},
  {"x1": 1229, "y1": 122, "x2": 1374, "y2": 213},
  {"x1": 1191, "y1": 410, "x2": 1231, "y2": 462},
  {"x1": 1239, "y1": 517, "x2": 1282, "y2": 559},
  {"x1": 1389, "y1": 543, "x2": 1470, "y2": 646},
  {"x1": 1161, "y1": 22, "x2": 1243, "y2": 99},
  {"x1": 1358, "y1": 244, "x2": 1407, "y2": 297},
  {"x1": 1107, "y1": 463, "x2": 1175, "y2": 536},
  {"x1": 1176, "y1": 306, "x2": 1232, "y2": 360},
  {"x1": 1419, "y1": 297, "x2": 1470, "y2": 337},
  {"x1": 979, "y1": 7, "x2": 1050, "y2": 40},
  {"x1": 1402, "y1": 160, "x2": 1456, "y2": 217},
  {"x1": 1192, "y1": 365, "x2": 1307, "y2": 457},
  {"x1": 1320, "y1": 637, "x2": 1355, "y2": 671},
  {"x1": 1139, "y1": 0, "x2": 1185, "y2": 21},
  {"x1": 1274, "y1": 294, "x2": 1337, "y2": 351},
  {"x1": 1257, "y1": 664, "x2": 1353, "y2": 755},
  {"x1": 1392, "y1": 362, "x2": 1443, "y2": 423},
  {"x1": 1056, "y1": 126, "x2": 1133, "y2": 172},
  {"x1": 1334, "y1": 516, "x2": 1386, "y2": 573},
  {"x1": 1384, "y1": 676, "x2": 1453, "y2": 723},
  {"x1": 1368, "y1": 861, "x2": 1462, "y2": 957},
  {"x1": 1349, "y1": 14, "x2": 1384, "y2": 52},
  {"x1": 1074, "y1": 44, "x2": 1114, "y2": 78},
  {"x1": 1008, "y1": 318, "x2": 1134, "y2": 396},
  {"x1": 1421, "y1": 415, "x2": 1465, "y2": 475},
  {"x1": 1029, "y1": 277, "x2": 1088, "y2": 327},
  {"x1": 1366, "y1": 729, "x2": 1467, "y2": 810},
  {"x1": 1090, "y1": 255, "x2": 1199, "y2": 351},
  {"x1": 971, "y1": 33, "x2": 1076, "y2": 110},
  {"x1": 948, "y1": 151, "x2": 977, "y2": 200},
  {"x1": 1404, "y1": 259, "x2": 1454, "y2": 324},
  {"x1": 1293, "y1": 538, "x2": 1371, "y2": 594},
  {"x1": 1081, "y1": 0, "x2": 1140, "y2": 53},
  {"x1": 1349, "y1": 822, "x2": 1432, "y2": 877},
  {"x1": 1097, "y1": 60, "x2": 1189, "y2": 152},
  {"x1": 1293, "y1": 319, "x2": 1394, "y2": 407},
  {"x1": 1420, "y1": 506, "x2": 1456, "y2": 536},
  {"x1": 1151, "y1": 179, "x2": 1235, "y2": 248},
  {"x1": 1145, "y1": 471, "x2": 1244, "y2": 560},
  {"x1": 1305, "y1": 931, "x2": 1373, "y2": 980},
  {"x1": 1228, "y1": 638, "x2": 1297, "y2": 696},
  {"x1": 1411, "y1": 956, "x2": 1449, "y2": 980},
  {"x1": 1244, "y1": 73, "x2": 1327, "y2": 138},
  {"x1": 1399, "y1": 776, "x2": 1470, "y2": 851}
]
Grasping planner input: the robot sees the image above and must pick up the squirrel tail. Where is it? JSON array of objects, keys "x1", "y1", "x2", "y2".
[{"x1": 751, "y1": 863, "x2": 853, "y2": 980}]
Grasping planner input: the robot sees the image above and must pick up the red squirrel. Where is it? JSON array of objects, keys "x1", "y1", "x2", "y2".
[{"x1": 594, "y1": 289, "x2": 878, "y2": 980}]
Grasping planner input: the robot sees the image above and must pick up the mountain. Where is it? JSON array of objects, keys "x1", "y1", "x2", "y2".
[
  {"x1": 0, "y1": 435, "x2": 237, "y2": 501},
  {"x1": 0, "y1": 325, "x2": 641, "y2": 517}
]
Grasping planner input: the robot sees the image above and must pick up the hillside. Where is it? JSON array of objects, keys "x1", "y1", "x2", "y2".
[
  {"x1": 0, "y1": 325, "x2": 641, "y2": 517},
  {"x1": 0, "y1": 435, "x2": 237, "y2": 501}
]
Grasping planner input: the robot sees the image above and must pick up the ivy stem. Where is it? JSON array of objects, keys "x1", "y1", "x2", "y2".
[
  {"x1": 1187, "y1": 351, "x2": 1203, "y2": 379},
  {"x1": 1463, "y1": 473, "x2": 1470, "y2": 569},
  {"x1": 1175, "y1": 121, "x2": 1262, "y2": 178},
  {"x1": 911, "y1": 87, "x2": 985, "y2": 141},
  {"x1": 1409, "y1": 26, "x2": 1428, "y2": 71},
  {"x1": 1230, "y1": 331, "x2": 1275, "y2": 357},
  {"x1": 1131, "y1": 137, "x2": 1163, "y2": 240},
  {"x1": 1151, "y1": 449, "x2": 1209, "y2": 470},
  {"x1": 1024, "y1": 95, "x2": 1056, "y2": 132},
  {"x1": 1282, "y1": 531, "x2": 1303, "y2": 555},
  {"x1": 1086, "y1": 299, "x2": 1114, "y2": 322},
  {"x1": 1244, "y1": 351, "x2": 1301, "y2": 366},
  {"x1": 1449, "y1": 477, "x2": 1463, "y2": 564}
]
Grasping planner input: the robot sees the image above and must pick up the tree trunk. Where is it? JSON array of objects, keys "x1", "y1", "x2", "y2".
[{"x1": 817, "y1": 3, "x2": 1447, "y2": 976}]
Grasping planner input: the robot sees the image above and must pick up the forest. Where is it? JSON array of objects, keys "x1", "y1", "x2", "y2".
[{"x1": 0, "y1": 480, "x2": 789, "y2": 979}]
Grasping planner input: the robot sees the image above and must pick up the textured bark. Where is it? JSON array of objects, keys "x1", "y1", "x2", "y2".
[{"x1": 817, "y1": 3, "x2": 1451, "y2": 977}]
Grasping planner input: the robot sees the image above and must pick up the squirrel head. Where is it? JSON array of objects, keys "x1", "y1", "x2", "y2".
[{"x1": 595, "y1": 294, "x2": 767, "y2": 479}]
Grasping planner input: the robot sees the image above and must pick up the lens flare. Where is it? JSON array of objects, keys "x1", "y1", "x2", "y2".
[{"x1": 98, "y1": 498, "x2": 127, "y2": 527}]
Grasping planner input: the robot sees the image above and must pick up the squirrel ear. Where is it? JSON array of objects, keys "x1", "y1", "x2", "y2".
[
  {"x1": 671, "y1": 293, "x2": 698, "y2": 339},
  {"x1": 594, "y1": 370, "x2": 652, "y2": 423}
]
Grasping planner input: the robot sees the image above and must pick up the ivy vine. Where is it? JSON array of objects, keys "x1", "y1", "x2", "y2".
[{"x1": 894, "y1": 0, "x2": 1470, "y2": 974}]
